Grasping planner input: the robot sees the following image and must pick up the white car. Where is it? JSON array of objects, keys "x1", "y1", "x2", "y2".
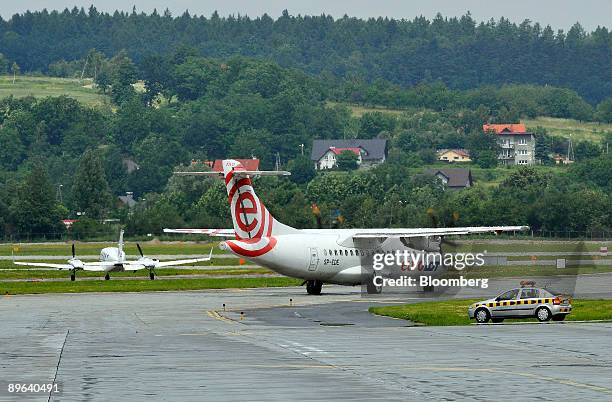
[{"x1": 468, "y1": 287, "x2": 572, "y2": 323}]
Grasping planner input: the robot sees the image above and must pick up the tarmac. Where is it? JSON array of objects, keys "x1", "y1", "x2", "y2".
[{"x1": 2, "y1": 276, "x2": 612, "y2": 401}]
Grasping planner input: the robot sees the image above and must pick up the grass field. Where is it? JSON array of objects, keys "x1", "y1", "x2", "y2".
[
  {"x1": 0, "y1": 276, "x2": 300, "y2": 295},
  {"x1": 330, "y1": 102, "x2": 407, "y2": 117},
  {"x1": 525, "y1": 116, "x2": 612, "y2": 143},
  {"x1": 369, "y1": 299, "x2": 612, "y2": 326},
  {"x1": 0, "y1": 267, "x2": 273, "y2": 280},
  {"x1": 0, "y1": 75, "x2": 110, "y2": 107},
  {"x1": 0, "y1": 241, "x2": 221, "y2": 256},
  {"x1": 3, "y1": 240, "x2": 609, "y2": 256}
]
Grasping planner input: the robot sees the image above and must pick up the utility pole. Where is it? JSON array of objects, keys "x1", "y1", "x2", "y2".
[
  {"x1": 567, "y1": 134, "x2": 574, "y2": 162},
  {"x1": 56, "y1": 184, "x2": 63, "y2": 204},
  {"x1": 275, "y1": 152, "x2": 281, "y2": 171},
  {"x1": 299, "y1": 144, "x2": 305, "y2": 156}
]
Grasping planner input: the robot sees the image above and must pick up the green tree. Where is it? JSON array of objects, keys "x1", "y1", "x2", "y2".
[
  {"x1": 71, "y1": 149, "x2": 114, "y2": 219},
  {"x1": 595, "y1": 99, "x2": 612, "y2": 123},
  {"x1": 574, "y1": 141, "x2": 601, "y2": 161},
  {"x1": 10, "y1": 162, "x2": 64, "y2": 236},
  {"x1": 0, "y1": 127, "x2": 24, "y2": 169},
  {"x1": 468, "y1": 131, "x2": 500, "y2": 168},
  {"x1": 287, "y1": 156, "x2": 316, "y2": 184},
  {"x1": 336, "y1": 150, "x2": 359, "y2": 171}
]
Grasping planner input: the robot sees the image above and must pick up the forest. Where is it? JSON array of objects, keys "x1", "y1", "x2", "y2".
[
  {"x1": 0, "y1": 10, "x2": 610, "y2": 240},
  {"x1": 0, "y1": 8, "x2": 611, "y2": 103}
]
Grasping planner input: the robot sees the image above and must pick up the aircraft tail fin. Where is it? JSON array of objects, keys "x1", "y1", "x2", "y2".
[
  {"x1": 118, "y1": 229, "x2": 125, "y2": 261},
  {"x1": 174, "y1": 160, "x2": 299, "y2": 239},
  {"x1": 221, "y1": 160, "x2": 299, "y2": 239}
]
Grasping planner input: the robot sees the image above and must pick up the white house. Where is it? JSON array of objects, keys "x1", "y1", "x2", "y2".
[{"x1": 311, "y1": 139, "x2": 387, "y2": 170}]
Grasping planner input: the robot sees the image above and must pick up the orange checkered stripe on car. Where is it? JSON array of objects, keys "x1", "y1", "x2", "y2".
[{"x1": 475, "y1": 298, "x2": 555, "y2": 308}]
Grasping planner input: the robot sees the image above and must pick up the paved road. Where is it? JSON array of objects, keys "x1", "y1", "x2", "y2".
[{"x1": 2, "y1": 283, "x2": 612, "y2": 401}]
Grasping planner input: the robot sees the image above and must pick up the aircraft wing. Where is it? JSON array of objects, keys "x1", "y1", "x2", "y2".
[
  {"x1": 163, "y1": 228, "x2": 235, "y2": 237},
  {"x1": 82, "y1": 262, "x2": 116, "y2": 272},
  {"x1": 339, "y1": 226, "x2": 529, "y2": 246},
  {"x1": 13, "y1": 262, "x2": 74, "y2": 270},
  {"x1": 153, "y1": 249, "x2": 214, "y2": 268},
  {"x1": 120, "y1": 262, "x2": 148, "y2": 271},
  {"x1": 122, "y1": 249, "x2": 213, "y2": 269}
]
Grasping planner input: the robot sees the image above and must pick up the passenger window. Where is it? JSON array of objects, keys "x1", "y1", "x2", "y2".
[
  {"x1": 520, "y1": 288, "x2": 538, "y2": 299},
  {"x1": 334, "y1": 250, "x2": 338, "y2": 256},
  {"x1": 497, "y1": 289, "x2": 519, "y2": 301},
  {"x1": 323, "y1": 249, "x2": 327, "y2": 256},
  {"x1": 344, "y1": 250, "x2": 348, "y2": 256}
]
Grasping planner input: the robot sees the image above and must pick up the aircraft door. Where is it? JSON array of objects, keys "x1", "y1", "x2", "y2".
[{"x1": 308, "y1": 248, "x2": 319, "y2": 271}]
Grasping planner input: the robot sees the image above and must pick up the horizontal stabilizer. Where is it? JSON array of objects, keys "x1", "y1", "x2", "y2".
[
  {"x1": 163, "y1": 228, "x2": 235, "y2": 237},
  {"x1": 174, "y1": 170, "x2": 290, "y2": 177}
]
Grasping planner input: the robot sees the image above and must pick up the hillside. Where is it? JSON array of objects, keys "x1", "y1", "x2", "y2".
[
  {"x1": 334, "y1": 102, "x2": 610, "y2": 143},
  {"x1": 524, "y1": 117, "x2": 612, "y2": 143},
  {"x1": 0, "y1": 76, "x2": 109, "y2": 107},
  {"x1": 0, "y1": 10, "x2": 610, "y2": 102}
]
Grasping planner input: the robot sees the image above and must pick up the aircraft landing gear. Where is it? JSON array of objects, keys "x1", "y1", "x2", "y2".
[
  {"x1": 149, "y1": 271, "x2": 155, "y2": 280},
  {"x1": 366, "y1": 277, "x2": 382, "y2": 294},
  {"x1": 306, "y1": 280, "x2": 323, "y2": 295},
  {"x1": 104, "y1": 273, "x2": 110, "y2": 281},
  {"x1": 70, "y1": 272, "x2": 76, "y2": 281}
]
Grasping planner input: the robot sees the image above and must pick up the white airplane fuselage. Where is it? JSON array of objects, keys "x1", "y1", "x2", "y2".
[
  {"x1": 100, "y1": 247, "x2": 126, "y2": 263},
  {"x1": 221, "y1": 231, "x2": 441, "y2": 286},
  {"x1": 99, "y1": 247, "x2": 127, "y2": 272}
]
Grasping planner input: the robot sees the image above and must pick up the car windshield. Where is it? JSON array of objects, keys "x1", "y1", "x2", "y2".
[{"x1": 497, "y1": 289, "x2": 519, "y2": 301}]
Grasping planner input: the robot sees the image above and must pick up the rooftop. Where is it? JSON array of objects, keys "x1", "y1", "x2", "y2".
[
  {"x1": 483, "y1": 123, "x2": 532, "y2": 135},
  {"x1": 311, "y1": 139, "x2": 387, "y2": 161}
]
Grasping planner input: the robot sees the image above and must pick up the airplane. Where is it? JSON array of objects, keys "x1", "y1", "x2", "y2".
[
  {"x1": 165, "y1": 159, "x2": 528, "y2": 295},
  {"x1": 13, "y1": 230, "x2": 213, "y2": 281}
]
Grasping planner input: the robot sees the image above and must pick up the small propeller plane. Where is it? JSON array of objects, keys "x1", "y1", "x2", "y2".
[
  {"x1": 13, "y1": 230, "x2": 213, "y2": 281},
  {"x1": 166, "y1": 159, "x2": 528, "y2": 295}
]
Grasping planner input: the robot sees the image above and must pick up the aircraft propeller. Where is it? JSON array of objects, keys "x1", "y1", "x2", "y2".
[
  {"x1": 68, "y1": 243, "x2": 84, "y2": 270},
  {"x1": 136, "y1": 243, "x2": 159, "y2": 268}
]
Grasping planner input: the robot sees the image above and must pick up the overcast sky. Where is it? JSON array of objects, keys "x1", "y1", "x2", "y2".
[{"x1": 2, "y1": 0, "x2": 610, "y2": 31}]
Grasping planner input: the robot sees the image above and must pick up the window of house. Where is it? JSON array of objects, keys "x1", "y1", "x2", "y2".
[{"x1": 519, "y1": 138, "x2": 527, "y2": 145}]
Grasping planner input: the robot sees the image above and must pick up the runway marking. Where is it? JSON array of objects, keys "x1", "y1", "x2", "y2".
[
  {"x1": 206, "y1": 310, "x2": 238, "y2": 324},
  {"x1": 397, "y1": 366, "x2": 612, "y2": 395},
  {"x1": 178, "y1": 333, "x2": 211, "y2": 336}
]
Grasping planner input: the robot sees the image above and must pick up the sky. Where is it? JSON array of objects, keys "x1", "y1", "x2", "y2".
[{"x1": 2, "y1": 0, "x2": 611, "y2": 31}]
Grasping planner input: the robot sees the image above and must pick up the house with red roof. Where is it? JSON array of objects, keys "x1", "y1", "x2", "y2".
[
  {"x1": 483, "y1": 123, "x2": 536, "y2": 166},
  {"x1": 311, "y1": 139, "x2": 387, "y2": 170}
]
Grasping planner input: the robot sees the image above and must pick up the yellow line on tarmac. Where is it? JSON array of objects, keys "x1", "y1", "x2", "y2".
[{"x1": 206, "y1": 310, "x2": 238, "y2": 324}]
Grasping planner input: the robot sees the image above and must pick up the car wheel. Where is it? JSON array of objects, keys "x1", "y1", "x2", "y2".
[
  {"x1": 475, "y1": 308, "x2": 490, "y2": 324},
  {"x1": 491, "y1": 318, "x2": 504, "y2": 323},
  {"x1": 536, "y1": 307, "x2": 552, "y2": 322},
  {"x1": 552, "y1": 315, "x2": 566, "y2": 321}
]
